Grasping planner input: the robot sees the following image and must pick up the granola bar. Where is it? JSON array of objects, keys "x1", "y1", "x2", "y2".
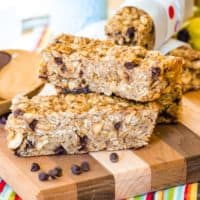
[
  {"x1": 168, "y1": 46, "x2": 200, "y2": 92},
  {"x1": 40, "y1": 34, "x2": 182, "y2": 102},
  {"x1": 6, "y1": 94, "x2": 159, "y2": 157},
  {"x1": 105, "y1": 7, "x2": 155, "y2": 50},
  {"x1": 40, "y1": 34, "x2": 182, "y2": 123}
]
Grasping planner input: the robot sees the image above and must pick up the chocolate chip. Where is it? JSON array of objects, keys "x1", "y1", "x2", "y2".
[
  {"x1": 137, "y1": 54, "x2": 145, "y2": 59},
  {"x1": 54, "y1": 145, "x2": 67, "y2": 155},
  {"x1": 71, "y1": 164, "x2": 82, "y2": 175},
  {"x1": 38, "y1": 75, "x2": 48, "y2": 80},
  {"x1": 174, "y1": 98, "x2": 181, "y2": 104},
  {"x1": 144, "y1": 44, "x2": 148, "y2": 49},
  {"x1": 54, "y1": 57, "x2": 63, "y2": 65},
  {"x1": 109, "y1": 153, "x2": 119, "y2": 163},
  {"x1": 55, "y1": 40, "x2": 62, "y2": 44},
  {"x1": 29, "y1": 119, "x2": 38, "y2": 131},
  {"x1": 48, "y1": 167, "x2": 63, "y2": 179},
  {"x1": 0, "y1": 116, "x2": 7, "y2": 125},
  {"x1": 79, "y1": 135, "x2": 88, "y2": 151},
  {"x1": 71, "y1": 87, "x2": 90, "y2": 94},
  {"x1": 14, "y1": 150, "x2": 20, "y2": 157},
  {"x1": 114, "y1": 31, "x2": 121, "y2": 36},
  {"x1": 62, "y1": 88, "x2": 71, "y2": 94},
  {"x1": 151, "y1": 67, "x2": 161, "y2": 81},
  {"x1": 124, "y1": 62, "x2": 138, "y2": 69},
  {"x1": 114, "y1": 122, "x2": 121, "y2": 131},
  {"x1": 82, "y1": 87, "x2": 90, "y2": 94},
  {"x1": 62, "y1": 87, "x2": 90, "y2": 95},
  {"x1": 126, "y1": 27, "x2": 135, "y2": 39},
  {"x1": 13, "y1": 109, "x2": 24, "y2": 118},
  {"x1": 60, "y1": 65, "x2": 67, "y2": 73},
  {"x1": 25, "y1": 140, "x2": 34, "y2": 150},
  {"x1": 31, "y1": 163, "x2": 40, "y2": 172},
  {"x1": 177, "y1": 29, "x2": 190, "y2": 43},
  {"x1": 82, "y1": 79, "x2": 86, "y2": 84},
  {"x1": 79, "y1": 70, "x2": 84, "y2": 77},
  {"x1": 0, "y1": 51, "x2": 11, "y2": 69},
  {"x1": 38, "y1": 172, "x2": 49, "y2": 181},
  {"x1": 80, "y1": 161, "x2": 90, "y2": 172}
]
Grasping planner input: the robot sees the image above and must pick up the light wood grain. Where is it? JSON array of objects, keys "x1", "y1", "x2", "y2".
[
  {"x1": 180, "y1": 91, "x2": 200, "y2": 137},
  {"x1": 135, "y1": 134, "x2": 186, "y2": 191},
  {"x1": 91, "y1": 150, "x2": 151, "y2": 199}
]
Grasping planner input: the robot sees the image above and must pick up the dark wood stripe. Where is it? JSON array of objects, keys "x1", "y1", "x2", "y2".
[
  {"x1": 134, "y1": 134, "x2": 186, "y2": 191},
  {"x1": 155, "y1": 123, "x2": 200, "y2": 183},
  {"x1": 197, "y1": 182, "x2": 200, "y2": 200},
  {"x1": 50, "y1": 154, "x2": 115, "y2": 200}
]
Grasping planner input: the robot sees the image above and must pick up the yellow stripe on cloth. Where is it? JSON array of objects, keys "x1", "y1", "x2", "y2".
[{"x1": 188, "y1": 183, "x2": 198, "y2": 200}]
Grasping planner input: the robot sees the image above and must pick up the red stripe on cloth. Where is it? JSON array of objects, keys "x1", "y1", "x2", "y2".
[
  {"x1": 146, "y1": 192, "x2": 154, "y2": 200},
  {"x1": 184, "y1": 184, "x2": 190, "y2": 200},
  {"x1": 14, "y1": 195, "x2": 21, "y2": 200},
  {"x1": 0, "y1": 180, "x2": 6, "y2": 193}
]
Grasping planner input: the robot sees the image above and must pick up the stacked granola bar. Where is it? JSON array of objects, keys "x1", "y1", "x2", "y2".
[
  {"x1": 7, "y1": 94, "x2": 159, "y2": 157},
  {"x1": 6, "y1": 34, "x2": 183, "y2": 157},
  {"x1": 105, "y1": 7, "x2": 155, "y2": 50},
  {"x1": 40, "y1": 34, "x2": 182, "y2": 123},
  {"x1": 168, "y1": 46, "x2": 200, "y2": 92},
  {"x1": 105, "y1": 6, "x2": 200, "y2": 94}
]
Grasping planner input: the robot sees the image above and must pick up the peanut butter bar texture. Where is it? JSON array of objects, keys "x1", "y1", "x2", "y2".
[
  {"x1": 168, "y1": 46, "x2": 200, "y2": 92},
  {"x1": 40, "y1": 34, "x2": 183, "y2": 123},
  {"x1": 6, "y1": 94, "x2": 159, "y2": 157},
  {"x1": 105, "y1": 7, "x2": 155, "y2": 50}
]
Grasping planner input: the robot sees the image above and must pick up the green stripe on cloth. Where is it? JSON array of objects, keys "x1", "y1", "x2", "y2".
[{"x1": 168, "y1": 187, "x2": 175, "y2": 200}]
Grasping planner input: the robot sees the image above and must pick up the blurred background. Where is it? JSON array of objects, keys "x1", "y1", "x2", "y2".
[
  {"x1": 0, "y1": 0, "x2": 123, "y2": 51},
  {"x1": 0, "y1": 0, "x2": 200, "y2": 51}
]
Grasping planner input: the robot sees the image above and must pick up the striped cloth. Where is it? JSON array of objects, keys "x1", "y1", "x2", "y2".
[{"x1": 0, "y1": 178, "x2": 199, "y2": 200}]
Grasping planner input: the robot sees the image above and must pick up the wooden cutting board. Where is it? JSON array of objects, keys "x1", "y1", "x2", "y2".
[{"x1": 0, "y1": 92, "x2": 200, "y2": 200}]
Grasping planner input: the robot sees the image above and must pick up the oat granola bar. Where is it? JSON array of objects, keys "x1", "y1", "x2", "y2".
[
  {"x1": 105, "y1": 7, "x2": 155, "y2": 50},
  {"x1": 39, "y1": 34, "x2": 182, "y2": 123},
  {"x1": 40, "y1": 34, "x2": 182, "y2": 103},
  {"x1": 6, "y1": 94, "x2": 159, "y2": 157},
  {"x1": 168, "y1": 46, "x2": 200, "y2": 92}
]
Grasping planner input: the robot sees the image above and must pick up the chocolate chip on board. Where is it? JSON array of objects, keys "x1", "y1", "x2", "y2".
[
  {"x1": 80, "y1": 161, "x2": 90, "y2": 172},
  {"x1": 31, "y1": 163, "x2": 40, "y2": 172},
  {"x1": 0, "y1": 116, "x2": 7, "y2": 125},
  {"x1": 0, "y1": 51, "x2": 12, "y2": 69},
  {"x1": 71, "y1": 164, "x2": 82, "y2": 175},
  {"x1": 38, "y1": 172, "x2": 49, "y2": 181},
  {"x1": 49, "y1": 167, "x2": 63, "y2": 178},
  {"x1": 109, "y1": 152, "x2": 119, "y2": 163}
]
